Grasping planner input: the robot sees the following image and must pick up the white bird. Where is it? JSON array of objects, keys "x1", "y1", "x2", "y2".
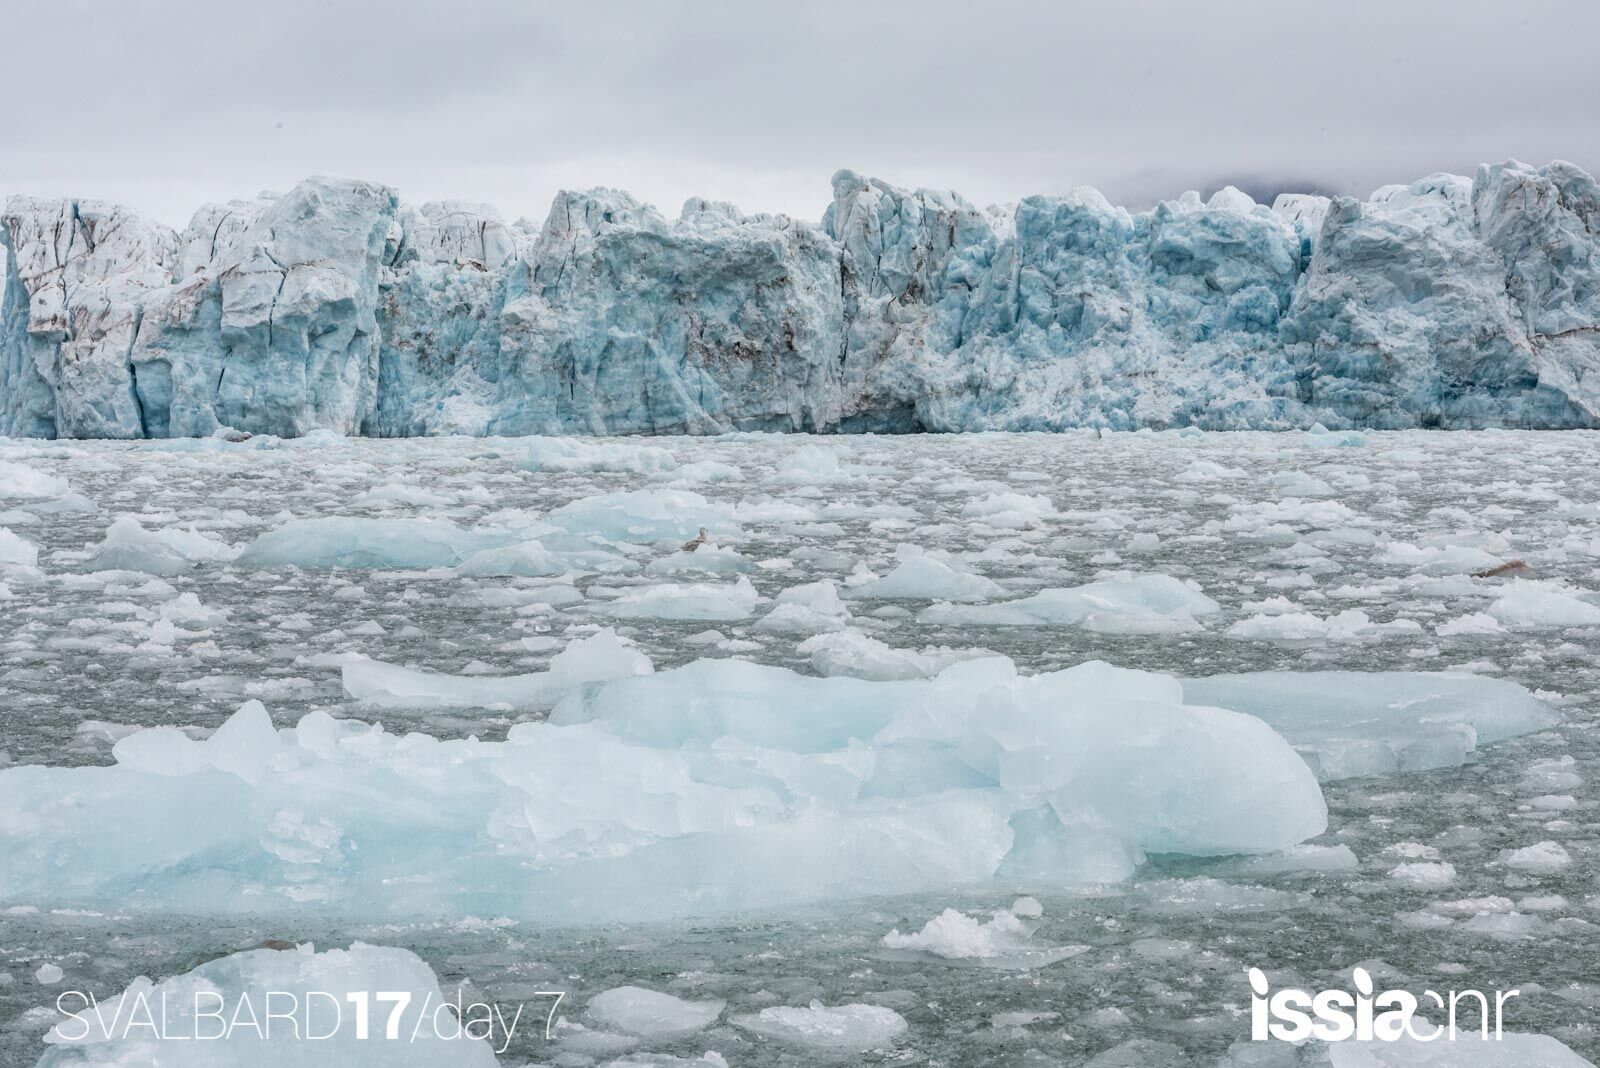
[{"x1": 680, "y1": 527, "x2": 710, "y2": 553}]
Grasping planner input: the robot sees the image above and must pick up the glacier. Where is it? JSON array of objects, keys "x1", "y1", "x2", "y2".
[{"x1": 5, "y1": 159, "x2": 1600, "y2": 438}]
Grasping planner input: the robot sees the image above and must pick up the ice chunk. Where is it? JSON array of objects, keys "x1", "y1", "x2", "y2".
[
  {"x1": 1487, "y1": 583, "x2": 1600, "y2": 627},
  {"x1": 457, "y1": 537, "x2": 636, "y2": 577},
  {"x1": 768, "y1": 445, "x2": 861, "y2": 484},
  {"x1": 752, "y1": 579, "x2": 851, "y2": 634},
  {"x1": 586, "y1": 986, "x2": 725, "y2": 1037},
  {"x1": 1504, "y1": 841, "x2": 1572, "y2": 874},
  {"x1": 961, "y1": 492, "x2": 1058, "y2": 529},
  {"x1": 881, "y1": 906, "x2": 1086, "y2": 968},
  {"x1": 847, "y1": 556, "x2": 1003, "y2": 601},
  {"x1": 0, "y1": 460, "x2": 71, "y2": 499},
  {"x1": 343, "y1": 629, "x2": 653, "y2": 710},
  {"x1": 921, "y1": 573, "x2": 1218, "y2": 633},
  {"x1": 731, "y1": 1000, "x2": 907, "y2": 1052},
  {"x1": 240, "y1": 517, "x2": 516, "y2": 569},
  {"x1": 522, "y1": 436, "x2": 678, "y2": 474},
  {"x1": 798, "y1": 629, "x2": 988, "y2": 681},
  {"x1": 0, "y1": 527, "x2": 38, "y2": 568},
  {"x1": 85, "y1": 517, "x2": 237, "y2": 575},
  {"x1": 548, "y1": 489, "x2": 738, "y2": 544},
  {"x1": 1227, "y1": 609, "x2": 1421, "y2": 642},
  {"x1": 610, "y1": 578, "x2": 761, "y2": 621},
  {"x1": 38, "y1": 942, "x2": 496, "y2": 1066},
  {"x1": 644, "y1": 545, "x2": 756, "y2": 576},
  {"x1": 1183, "y1": 671, "x2": 1560, "y2": 780}
]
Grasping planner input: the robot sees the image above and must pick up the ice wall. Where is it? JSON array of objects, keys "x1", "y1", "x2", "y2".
[{"x1": 5, "y1": 159, "x2": 1599, "y2": 437}]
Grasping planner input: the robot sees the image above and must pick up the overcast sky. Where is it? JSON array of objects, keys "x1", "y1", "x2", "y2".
[{"x1": 6, "y1": 0, "x2": 1598, "y2": 228}]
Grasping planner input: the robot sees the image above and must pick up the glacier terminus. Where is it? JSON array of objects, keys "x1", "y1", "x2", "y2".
[{"x1": 5, "y1": 160, "x2": 1600, "y2": 439}]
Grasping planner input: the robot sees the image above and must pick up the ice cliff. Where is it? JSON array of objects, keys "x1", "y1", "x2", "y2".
[{"x1": 5, "y1": 159, "x2": 1600, "y2": 438}]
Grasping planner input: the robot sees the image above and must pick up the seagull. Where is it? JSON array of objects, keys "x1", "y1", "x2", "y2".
[{"x1": 680, "y1": 527, "x2": 710, "y2": 553}]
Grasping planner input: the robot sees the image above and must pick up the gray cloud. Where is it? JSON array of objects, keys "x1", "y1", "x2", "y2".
[{"x1": 5, "y1": 0, "x2": 1597, "y2": 227}]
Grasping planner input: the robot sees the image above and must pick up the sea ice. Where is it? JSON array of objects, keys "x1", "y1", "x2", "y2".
[
  {"x1": 609, "y1": 578, "x2": 761, "y2": 621},
  {"x1": 343, "y1": 630, "x2": 652, "y2": 710},
  {"x1": 1182, "y1": 671, "x2": 1560, "y2": 780},
  {"x1": 585, "y1": 986, "x2": 726, "y2": 1038},
  {"x1": 0, "y1": 527, "x2": 38, "y2": 568},
  {"x1": 85, "y1": 518, "x2": 237, "y2": 575},
  {"x1": 731, "y1": 1001, "x2": 908, "y2": 1052},
  {"x1": 881, "y1": 905, "x2": 1085, "y2": 968},
  {"x1": 239, "y1": 517, "x2": 516, "y2": 569},
  {"x1": 920, "y1": 573, "x2": 1218, "y2": 633},
  {"x1": 847, "y1": 556, "x2": 1003, "y2": 601},
  {"x1": 1487, "y1": 583, "x2": 1600, "y2": 627},
  {"x1": 0, "y1": 657, "x2": 1328, "y2": 920}
]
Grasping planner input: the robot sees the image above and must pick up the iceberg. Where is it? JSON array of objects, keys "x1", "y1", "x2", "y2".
[
  {"x1": 8, "y1": 160, "x2": 1600, "y2": 439},
  {"x1": 0, "y1": 657, "x2": 1328, "y2": 921}
]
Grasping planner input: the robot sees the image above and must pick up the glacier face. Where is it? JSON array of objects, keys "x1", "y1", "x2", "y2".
[{"x1": 5, "y1": 159, "x2": 1600, "y2": 438}]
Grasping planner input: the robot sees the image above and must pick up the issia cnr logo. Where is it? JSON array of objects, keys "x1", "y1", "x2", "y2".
[{"x1": 1248, "y1": 967, "x2": 1521, "y2": 1043}]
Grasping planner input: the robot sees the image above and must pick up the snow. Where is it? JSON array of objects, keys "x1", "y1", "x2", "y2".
[
  {"x1": 9, "y1": 159, "x2": 1600, "y2": 438},
  {"x1": 37, "y1": 943, "x2": 496, "y2": 1066}
]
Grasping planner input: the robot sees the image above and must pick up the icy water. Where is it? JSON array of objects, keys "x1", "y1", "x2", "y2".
[{"x1": 2, "y1": 429, "x2": 1599, "y2": 1066}]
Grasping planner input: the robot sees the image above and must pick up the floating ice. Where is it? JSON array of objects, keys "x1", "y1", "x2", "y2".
[
  {"x1": 644, "y1": 545, "x2": 756, "y2": 576},
  {"x1": 85, "y1": 517, "x2": 237, "y2": 575},
  {"x1": 798, "y1": 629, "x2": 988, "y2": 681},
  {"x1": 1182, "y1": 671, "x2": 1560, "y2": 780},
  {"x1": 847, "y1": 556, "x2": 1003, "y2": 601},
  {"x1": 36, "y1": 943, "x2": 496, "y2": 1067},
  {"x1": 343, "y1": 630, "x2": 652, "y2": 710},
  {"x1": 609, "y1": 578, "x2": 761, "y2": 621},
  {"x1": 585, "y1": 986, "x2": 725, "y2": 1038},
  {"x1": 239, "y1": 517, "x2": 516, "y2": 569},
  {"x1": 1487, "y1": 583, "x2": 1600, "y2": 627},
  {"x1": 731, "y1": 1001, "x2": 907, "y2": 1052},
  {"x1": 753, "y1": 579, "x2": 850, "y2": 634},
  {"x1": 0, "y1": 527, "x2": 38, "y2": 568},
  {"x1": 1227, "y1": 609, "x2": 1422, "y2": 643},
  {"x1": 1503, "y1": 841, "x2": 1572, "y2": 874},
  {"x1": 521, "y1": 436, "x2": 678, "y2": 474},
  {"x1": 881, "y1": 905, "x2": 1086, "y2": 968},
  {"x1": 547, "y1": 489, "x2": 739, "y2": 544},
  {"x1": 0, "y1": 460, "x2": 71, "y2": 499},
  {"x1": 920, "y1": 573, "x2": 1218, "y2": 633},
  {"x1": 0, "y1": 657, "x2": 1327, "y2": 920}
]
